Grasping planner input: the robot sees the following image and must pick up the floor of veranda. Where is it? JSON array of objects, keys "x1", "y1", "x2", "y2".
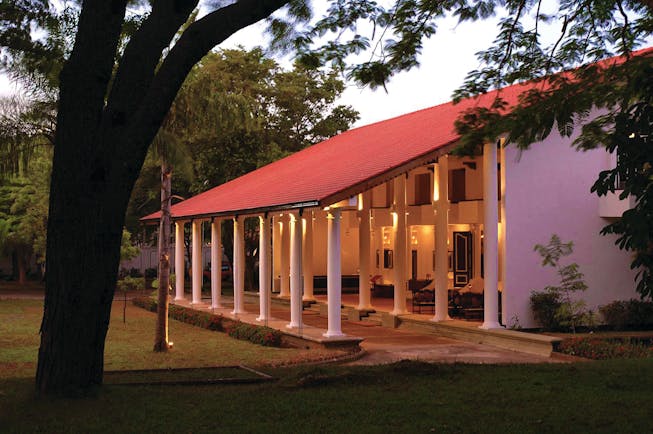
[{"x1": 172, "y1": 290, "x2": 564, "y2": 361}]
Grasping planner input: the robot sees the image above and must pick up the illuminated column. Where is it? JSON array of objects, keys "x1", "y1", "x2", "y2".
[
  {"x1": 279, "y1": 214, "x2": 290, "y2": 298},
  {"x1": 433, "y1": 158, "x2": 451, "y2": 321},
  {"x1": 257, "y1": 215, "x2": 271, "y2": 322},
  {"x1": 174, "y1": 221, "x2": 185, "y2": 301},
  {"x1": 210, "y1": 219, "x2": 222, "y2": 309},
  {"x1": 288, "y1": 212, "x2": 303, "y2": 328},
  {"x1": 302, "y1": 212, "x2": 315, "y2": 301},
  {"x1": 481, "y1": 141, "x2": 501, "y2": 329},
  {"x1": 358, "y1": 191, "x2": 372, "y2": 310},
  {"x1": 191, "y1": 220, "x2": 202, "y2": 305},
  {"x1": 324, "y1": 209, "x2": 344, "y2": 337},
  {"x1": 232, "y1": 216, "x2": 246, "y2": 314},
  {"x1": 392, "y1": 175, "x2": 408, "y2": 315}
]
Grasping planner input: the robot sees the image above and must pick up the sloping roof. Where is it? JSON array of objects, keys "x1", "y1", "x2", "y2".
[{"x1": 143, "y1": 47, "x2": 652, "y2": 222}]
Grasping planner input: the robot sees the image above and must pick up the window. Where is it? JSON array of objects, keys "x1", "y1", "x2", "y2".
[
  {"x1": 413, "y1": 173, "x2": 431, "y2": 205},
  {"x1": 449, "y1": 169, "x2": 466, "y2": 202}
]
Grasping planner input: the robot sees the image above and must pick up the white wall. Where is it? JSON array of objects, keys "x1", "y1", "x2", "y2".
[{"x1": 503, "y1": 130, "x2": 638, "y2": 328}]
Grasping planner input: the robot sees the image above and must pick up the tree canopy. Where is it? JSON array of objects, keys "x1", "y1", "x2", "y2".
[{"x1": 1, "y1": 0, "x2": 652, "y2": 394}]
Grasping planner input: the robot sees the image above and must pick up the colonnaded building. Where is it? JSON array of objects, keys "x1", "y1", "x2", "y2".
[{"x1": 141, "y1": 49, "x2": 647, "y2": 334}]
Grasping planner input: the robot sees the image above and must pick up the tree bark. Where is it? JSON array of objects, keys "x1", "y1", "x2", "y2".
[
  {"x1": 154, "y1": 160, "x2": 172, "y2": 352},
  {"x1": 35, "y1": 0, "x2": 290, "y2": 395},
  {"x1": 16, "y1": 247, "x2": 27, "y2": 286}
]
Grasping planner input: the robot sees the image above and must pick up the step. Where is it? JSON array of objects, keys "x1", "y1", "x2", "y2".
[{"x1": 361, "y1": 312, "x2": 383, "y2": 325}]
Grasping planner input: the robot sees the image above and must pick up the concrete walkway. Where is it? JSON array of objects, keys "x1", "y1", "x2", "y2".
[{"x1": 179, "y1": 294, "x2": 566, "y2": 365}]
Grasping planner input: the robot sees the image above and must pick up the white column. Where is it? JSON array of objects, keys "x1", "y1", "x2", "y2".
[
  {"x1": 358, "y1": 191, "x2": 372, "y2": 310},
  {"x1": 272, "y1": 216, "x2": 281, "y2": 293},
  {"x1": 302, "y1": 212, "x2": 315, "y2": 301},
  {"x1": 392, "y1": 175, "x2": 408, "y2": 315},
  {"x1": 279, "y1": 214, "x2": 290, "y2": 298},
  {"x1": 474, "y1": 224, "x2": 482, "y2": 280},
  {"x1": 232, "y1": 216, "x2": 246, "y2": 314},
  {"x1": 324, "y1": 209, "x2": 344, "y2": 337},
  {"x1": 433, "y1": 158, "x2": 451, "y2": 321},
  {"x1": 481, "y1": 141, "x2": 501, "y2": 329},
  {"x1": 257, "y1": 215, "x2": 271, "y2": 322},
  {"x1": 210, "y1": 219, "x2": 222, "y2": 309},
  {"x1": 174, "y1": 221, "x2": 185, "y2": 301},
  {"x1": 288, "y1": 212, "x2": 303, "y2": 328},
  {"x1": 191, "y1": 220, "x2": 202, "y2": 305}
]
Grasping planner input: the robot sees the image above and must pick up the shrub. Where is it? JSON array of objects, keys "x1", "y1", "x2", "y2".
[
  {"x1": 530, "y1": 291, "x2": 562, "y2": 331},
  {"x1": 529, "y1": 235, "x2": 590, "y2": 332},
  {"x1": 132, "y1": 296, "x2": 157, "y2": 312},
  {"x1": 599, "y1": 299, "x2": 653, "y2": 329},
  {"x1": 557, "y1": 337, "x2": 653, "y2": 359},
  {"x1": 144, "y1": 268, "x2": 158, "y2": 278},
  {"x1": 151, "y1": 273, "x2": 175, "y2": 291},
  {"x1": 116, "y1": 276, "x2": 145, "y2": 292},
  {"x1": 130, "y1": 297, "x2": 281, "y2": 347},
  {"x1": 226, "y1": 321, "x2": 282, "y2": 347}
]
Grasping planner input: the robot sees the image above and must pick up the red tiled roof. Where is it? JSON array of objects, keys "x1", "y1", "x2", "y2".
[{"x1": 142, "y1": 47, "x2": 652, "y2": 222}]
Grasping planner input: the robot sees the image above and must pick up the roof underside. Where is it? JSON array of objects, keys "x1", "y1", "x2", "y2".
[{"x1": 142, "y1": 48, "x2": 652, "y2": 222}]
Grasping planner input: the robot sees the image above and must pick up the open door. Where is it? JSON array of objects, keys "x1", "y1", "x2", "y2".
[{"x1": 453, "y1": 231, "x2": 473, "y2": 287}]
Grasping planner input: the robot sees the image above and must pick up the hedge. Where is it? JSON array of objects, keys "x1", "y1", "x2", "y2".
[{"x1": 132, "y1": 297, "x2": 282, "y2": 347}]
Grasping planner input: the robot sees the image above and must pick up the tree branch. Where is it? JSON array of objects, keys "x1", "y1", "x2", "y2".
[
  {"x1": 56, "y1": 0, "x2": 127, "y2": 152},
  {"x1": 123, "y1": 0, "x2": 290, "y2": 162},
  {"x1": 105, "y1": 1, "x2": 199, "y2": 126}
]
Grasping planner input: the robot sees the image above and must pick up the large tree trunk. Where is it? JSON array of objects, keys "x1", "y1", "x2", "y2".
[
  {"x1": 34, "y1": 0, "x2": 290, "y2": 396},
  {"x1": 154, "y1": 160, "x2": 172, "y2": 352}
]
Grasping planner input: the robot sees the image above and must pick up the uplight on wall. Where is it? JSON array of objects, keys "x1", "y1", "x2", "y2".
[
  {"x1": 383, "y1": 227, "x2": 391, "y2": 246},
  {"x1": 357, "y1": 193, "x2": 363, "y2": 211},
  {"x1": 410, "y1": 228, "x2": 418, "y2": 246},
  {"x1": 391, "y1": 211, "x2": 398, "y2": 228},
  {"x1": 433, "y1": 163, "x2": 440, "y2": 202}
]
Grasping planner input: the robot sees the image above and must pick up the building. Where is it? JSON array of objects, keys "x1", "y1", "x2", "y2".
[{"x1": 142, "y1": 50, "x2": 647, "y2": 332}]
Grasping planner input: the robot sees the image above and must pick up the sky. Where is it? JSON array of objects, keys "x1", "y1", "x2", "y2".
[
  {"x1": 0, "y1": 7, "x2": 509, "y2": 129},
  {"x1": 217, "y1": 13, "x2": 502, "y2": 127}
]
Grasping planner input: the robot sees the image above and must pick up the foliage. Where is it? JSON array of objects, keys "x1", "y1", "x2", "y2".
[
  {"x1": 274, "y1": 0, "x2": 653, "y2": 298},
  {"x1": 599, "y1": 299, "x2": 653, "y2": 330},
  {"x1": 529, "y1": 291, "x2": 561, "y2": 331},
  {"x1": 119, "y1": 229, "x2": 140, "y2": 262},
  {"x1": 0, "y1": 147, "x2": 50, "y2": 279},
  {"x1": 225, "y1": 321, "x2": 283, "y2": 347},
  {"x1": 151, "y1": 273, "x2": 175, "y2": 290},
  {"x1": 530, "y1": 235, "x2": 591, "y2": 332},
  {"x1": 590, "y1": 89, "x2": 653, "y2": 299},
  {"x1": 132, "y1": 297, "x2": 282, "y2": 347},
  {"x1": 116, "y1": 276, "x2": 145, "y2": 293},
  {"x1": 126, "y1": 48, "x2": 358, "y2": 234},
  {"x1": 558, "y1": 337, "x2": 653, "y2": 360}
]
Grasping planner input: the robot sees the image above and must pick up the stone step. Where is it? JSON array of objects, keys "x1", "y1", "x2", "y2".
[{"x1": 361, "y1": 312, "x2": 383, "y2": 325}]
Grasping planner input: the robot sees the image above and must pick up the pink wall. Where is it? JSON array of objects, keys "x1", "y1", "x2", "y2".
[{"x1": 503, "y1": 130, "x2": 638, "y2": 328}]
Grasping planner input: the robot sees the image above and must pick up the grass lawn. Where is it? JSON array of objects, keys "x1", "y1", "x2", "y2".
[{"x1": 2, "y1": 299, "x2": 653, "y2": 433}]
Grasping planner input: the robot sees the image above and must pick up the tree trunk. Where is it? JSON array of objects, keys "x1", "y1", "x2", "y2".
[
  {"x1": 17, "y1": 251, "x2": 27, "y2": 286},
  {"x1": 36, "y1": 171, "x2": 127, "y2": 394},
  {"x1": 34, "y1": 0, "x2": 290, "y2": 396},
  {"x1": 154, "y1": 159, "x2": 172, "y2": 352}
]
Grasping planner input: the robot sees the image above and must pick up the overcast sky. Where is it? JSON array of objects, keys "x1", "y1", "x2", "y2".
[{"x1": 218, "y1": 13, "x2": 502, "y2": 127}]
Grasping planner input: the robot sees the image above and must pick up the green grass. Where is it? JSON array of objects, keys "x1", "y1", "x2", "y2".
[
  {"x1": 2, "y1": 360, "x2": 653, "y2": 433},
  {"x1": 0, "y1": 299, "x2": 343, "y2": 380},
  {"x1": 2, "y1": 299, "x2": 653, "y2": 433}
]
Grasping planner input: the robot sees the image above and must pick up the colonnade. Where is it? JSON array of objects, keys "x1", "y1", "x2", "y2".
[{"x1": 169, "y1": 146, "x2": 502, "y2": 335}]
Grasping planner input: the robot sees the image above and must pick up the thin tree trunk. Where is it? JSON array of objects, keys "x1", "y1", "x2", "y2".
[
  {"x1": 16, "y1": 248, "x2": 27, "y2": 286},
  {"x1": 154, "y1": 159, "x2": 172, "y2": 352}
]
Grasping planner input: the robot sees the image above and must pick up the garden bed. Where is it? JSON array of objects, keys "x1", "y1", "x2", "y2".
[{"x1": 554, "y1": 334, "x2": 653, "y2": 360}]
